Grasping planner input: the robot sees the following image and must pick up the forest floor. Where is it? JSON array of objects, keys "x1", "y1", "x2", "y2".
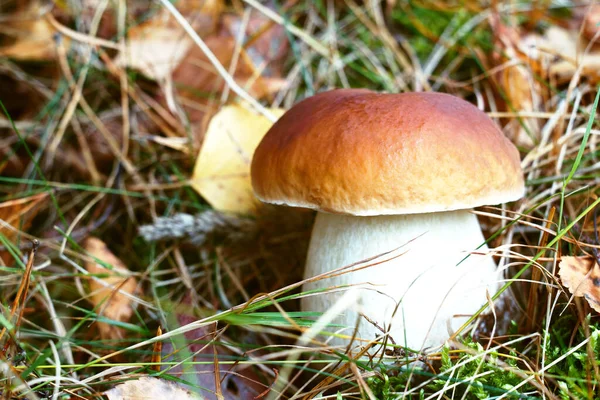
[{"x1": 1, "y1": 1, "x2": 600, "y2": 399}]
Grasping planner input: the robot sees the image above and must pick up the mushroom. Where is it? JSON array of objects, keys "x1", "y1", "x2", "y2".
[{"x1": 250, "y1": 89, "x2": 524, "y2": 351}]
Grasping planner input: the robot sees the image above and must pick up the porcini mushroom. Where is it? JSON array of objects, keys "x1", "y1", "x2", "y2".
[{"x1": 250, "y1": 89, "x2": 524, "y2": 351}]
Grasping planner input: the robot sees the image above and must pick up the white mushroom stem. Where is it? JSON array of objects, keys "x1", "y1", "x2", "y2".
[{"x1": 301, "y1": 209, "x2": 501, "y2": 352}]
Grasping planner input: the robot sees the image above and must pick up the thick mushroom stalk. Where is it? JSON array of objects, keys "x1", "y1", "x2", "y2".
[{"x1": 302, "y1": 209, "x2": 499, "y2": 351}]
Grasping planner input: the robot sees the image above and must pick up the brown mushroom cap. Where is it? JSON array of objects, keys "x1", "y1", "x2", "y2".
[{"x1": 251, "y1": 89, "x2": 524, "y2": 216}]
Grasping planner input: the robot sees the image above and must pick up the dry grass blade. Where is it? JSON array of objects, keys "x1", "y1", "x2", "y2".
[
  {"x1": 151, "y1": 326, "x2": 163, "y2": 373},
  {"x1": 0, "y1": 240, "x2": 37, "y2": 349}
]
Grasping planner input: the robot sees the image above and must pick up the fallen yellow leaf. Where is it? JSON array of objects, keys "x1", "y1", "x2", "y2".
[
  {"x1": 190, "y1": 104, "x2": 284, "y2": 214},
  {"x1": 84, "y1": 237, "x2": 138, "y2": 340}
]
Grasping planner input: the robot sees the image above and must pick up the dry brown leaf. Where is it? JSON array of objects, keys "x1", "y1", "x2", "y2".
[
  {"x1": 490, "y1": 14, "x2": 541, "y2": 147},
  {"x1": 558, "y1": 256, "x2": 600, "y2": 313},
  {"x1": 158, "y1": 9, "x2": 288, "y2": 144},
  {"x1": 52, "y1": 0, "x2": 118, "y2": 40},
  {"x1": 172, "y1": 34, "x2": 286, "y2": 127},
  {"x1": 114, "y1": 17, "x2": 192, "y2": 81},
  {"x1": 0, "y1": 192, "x2": 48, "y2": 263},
  {"x1": 222, "y1": 11, "x2": 289, "y2": 78},
  {"x1": 520, "y1": 26, "x2": 600, "y2": 82},
  {"x1": 172, "y1": 35, "x2": 269, "y2": 96},
  {"x1": 162, "y1": 313, "x2": 266, "y2": 398},
  {"x1": 190, "y1": 104, "x2": 284, "y2": 214},
  {"x1": 84, "y1": 237, "x2": 137, "y2": 340},
  {"x1": 115, "y1": 1, "x2": 222, "y2": 81},
  {"x1": 583, "y1": 4, "x2": 600, "y2": 41},
  {"x1": 104, "y1": 377, "x2": 200, "y2": 400},
  {"x1": 0, "y1": 192, "x2": 47, "y2": 241},
  {"x1": 175, "y1": 0, "x2": 223, "y2": 20},
  {"x1": 0, "y1": 15, "x2": 65, "y2": 61}
]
